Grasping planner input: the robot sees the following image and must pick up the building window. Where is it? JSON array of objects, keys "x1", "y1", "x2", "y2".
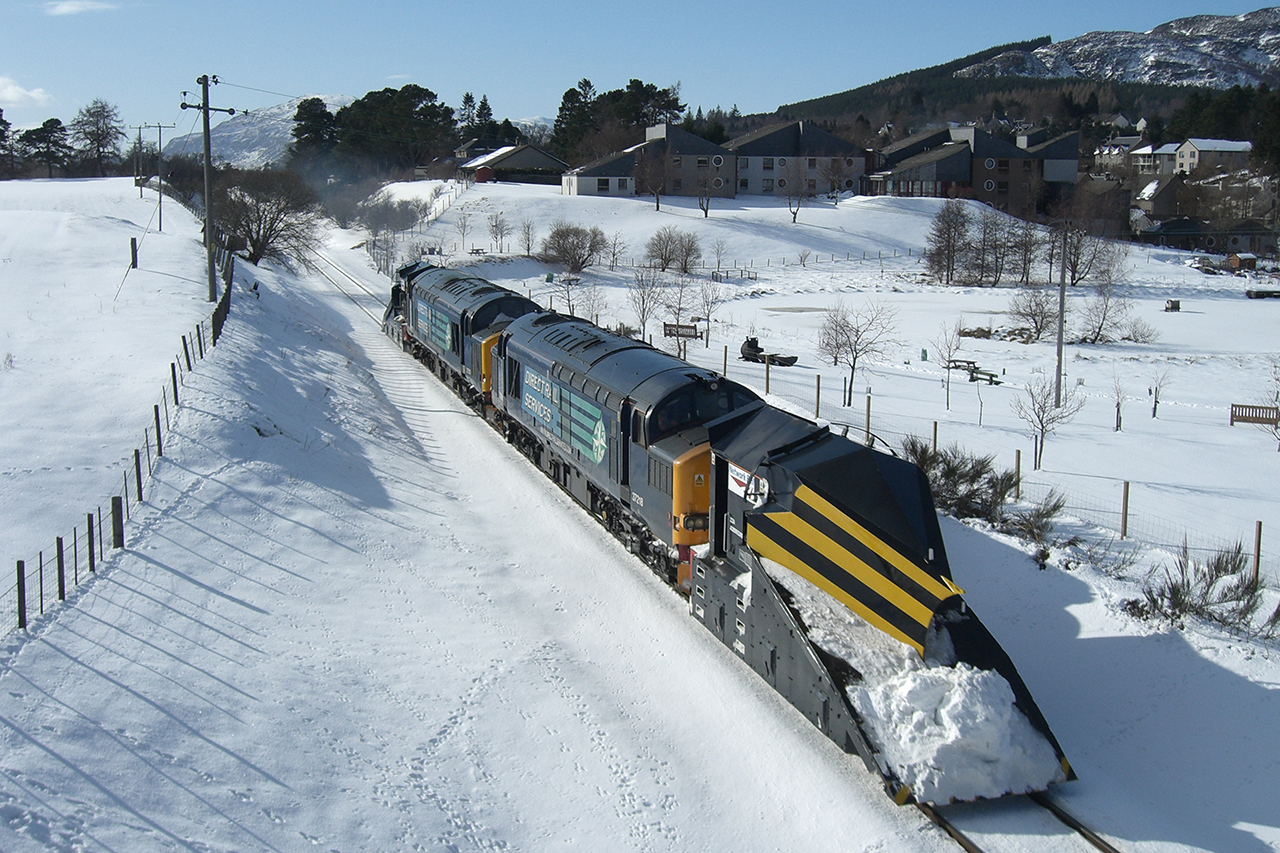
[
  {"x1": 672, "y1": 178, "x2": 682, "y2": 190},
  {"x1": 997, "y1": 181, "x2": 1008, "y2": 195},
  {"x1": 777, "y1": 157, "x2": 786, "y2": 167},
  {"x1": 713, "y1": 176, "x2": 724, "y2": 188},
  {"x1": 739, "y1": 157, "x2": 748, "y2": 169},
  {"x1": 739, "y1": 178, "x2": 748, "y2": 190},
  {"x1": 712, "y1": 154, "x2": 724, "y2": 167},
  {"x1": 984, "y1": 179, "x2": 995, "y2": 192},
  {"x1": 998, "y1": 159, "x2": 1009, "y2": 173},
  {"x1": 985, "y1": 158, "x2": 996, "y2": 170},
  {"x1": 808, "y1": 158, "x2": 817, "y2": 169},
  {"x1": 762, "y1": 178, "x2": 774, "y2": 193},
  {"x1": 618, "y1": 178, "x2": 627, "y2": 189},
  {"x1": 763, "y1": 157, "x2": 774, "y2": 171},
  {"x1": 777, "y1": 178, "x2": 787, "y2": 188},
  {"x1": 672, "y1": 156, "x2": 682, "y2": 168},
  {"x1": 697, "y1": 155, "x2": 709, "y2": 168},
  {"x1": 597, "y1": 178, "x2": 610, "y2": 192}
]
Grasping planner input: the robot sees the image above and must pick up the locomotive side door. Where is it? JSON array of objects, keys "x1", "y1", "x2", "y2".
[{"x1": 616, "y1": 400, "x2": 633, "y2": 494}]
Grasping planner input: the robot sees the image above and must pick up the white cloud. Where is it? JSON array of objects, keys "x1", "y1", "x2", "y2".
[
  {"x1": 0, "y1": 77, "x2": 53, "y2": 108},
  {"x1": 44, "y1": 1, "x2": 118, "y2": 14}
]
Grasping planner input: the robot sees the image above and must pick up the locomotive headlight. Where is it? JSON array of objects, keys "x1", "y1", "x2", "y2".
[{"x1": 682, "y1": 514, "x2": 709, "y2": 531}]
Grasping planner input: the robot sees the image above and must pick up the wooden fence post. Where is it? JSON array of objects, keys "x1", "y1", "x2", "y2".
[
  {"x1": 196, "y1": 324, "x2": 205, "y2": 359},
  {"x1": 87, "y1": 513, "x2": 96, "y2": 573},
  {"x1": 130, "y1": 237, "x2": 138, "y2": 269},
  {"x1": 56, "y1": 536, "x2": 66, "y2": 601},
  {"x1": 154, "y1": 404, "x2": 163, "y2": 457},
  {"x1": 16, "y1": 561, "x2": 25, "y2": 630},
  {"x1": 1015, "y1": 449, "x2": 1022, "y2": 501},
  {"x1": 171, "y1": 362, "x2": 179, "y2": 406},
  {"x1": 1121, "y1": 481, "x2": 1130, "y2": 540},
  {"x1": 182, "y1": 335, "x2": 193, "y2": 371},
  {"x1": 134, "y1": 449, "x2": 144, "y2": 504},
  {"x1": 1254, "y1": 520, "x2": 1263, "y2": 585},
  {"x1": 112, "y1": 496, "x2": 124, "y2": 548}
]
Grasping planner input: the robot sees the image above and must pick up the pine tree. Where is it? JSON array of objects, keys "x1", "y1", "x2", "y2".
[{"x1": 459, "y1": 92, "x2": 476, "y2": 130}]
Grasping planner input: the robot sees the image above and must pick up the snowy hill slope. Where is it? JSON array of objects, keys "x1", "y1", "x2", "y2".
[
  {"x1": 955, "y1": 6, "x2": 1280, "y2": 88},
  {"x1": 163, "y1": 94, "x2": 352, "y2": 168}
]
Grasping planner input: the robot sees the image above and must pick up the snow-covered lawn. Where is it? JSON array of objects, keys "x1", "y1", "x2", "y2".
[{"x1": 0, "y1": 178, "x2": 1278, "y2": 851}]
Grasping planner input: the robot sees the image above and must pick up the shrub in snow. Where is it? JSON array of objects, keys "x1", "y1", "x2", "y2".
[
  {"x1": 1130, "y1": 541, "x2": 1265, "y2": 633},
  {"x1": 901, "y1": 437, "x2": 1016, "y2": 524}
]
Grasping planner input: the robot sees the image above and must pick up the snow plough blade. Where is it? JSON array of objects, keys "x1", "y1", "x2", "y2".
[{"x1": 692, "y1": 403, "x2": 1072, "y2": 804}]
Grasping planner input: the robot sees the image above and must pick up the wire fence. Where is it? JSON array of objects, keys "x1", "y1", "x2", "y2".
[
  {"x1": 3, "y1": 247, "x2": 234, "y2": 636},
  {"x1": 747, "y1": 373, "x2": 1280, "y2": 589}
]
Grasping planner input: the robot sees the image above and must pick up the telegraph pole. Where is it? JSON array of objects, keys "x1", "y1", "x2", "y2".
[
  {"x1": 181, "y1": 75, "x2": 235, "y2": 302},
  {"x1": 131, "y1": 125, "x2": 144, "y2": 198},
  {"x1": 142, "y1": 123, "x2": 176, "y2": 231}
]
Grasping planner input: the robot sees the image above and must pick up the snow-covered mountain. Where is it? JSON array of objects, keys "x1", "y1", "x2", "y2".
[
  {"x1": 162, "y1": 94, "x2": 352, "y2": 168},
  {"x1": 955, "y1": 7, "x2": 1280, "y2": 88}
]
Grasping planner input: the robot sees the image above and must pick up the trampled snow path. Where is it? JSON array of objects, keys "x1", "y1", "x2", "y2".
[{"x1": 0, "y1": 240, "x2": 954, "y2": 851}]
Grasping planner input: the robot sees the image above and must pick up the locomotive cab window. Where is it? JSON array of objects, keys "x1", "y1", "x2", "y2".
[{"x1": 647, "y1": 381, "x2": 758, "y2": 444}]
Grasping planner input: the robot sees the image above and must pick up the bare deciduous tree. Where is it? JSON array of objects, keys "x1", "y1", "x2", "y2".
[
  {"x1": 1012, "y1": 376, "x2": 1085, "y2": 469},
  {"x1": 1112, "y1": 373, "x2": 1126, "y2": 432},
  {"x1": 487, "y1": 212, "x2": 511, "y2": 252},
  {"x1": 1007, "y1": 287, "x2": 1062, "y2": 342},
  {"x1": 628, "y1": 266, "x2": 666, "y2": 339},
  {"x1": 780, "y1": 157, "x2": 810, "y2": 223},
  {"x1": 925, "y1": 198, "x2": 971, "y2": 285},
  {"x1": 818, "y1": 156, "x2": 853, "y2": 196},
  {"x1": 1076, "y1": 280, "x2": 1132, "y2": 344},
  {"x1": 797, "y1": 248, "x2": 811, "y2": 267},
  {"x1": 932, "y1": 319, "x2": 963, "y2": 410},
  {"x1": 817, "y1": 299, "x2": 900, "y2": 406},
  {"x1": 698, "y1": 280, "x2": 727, "y2": 344},
  {"x1": 1010, "y1": 217, "x2": 1044, "y2": 286},
  {"x1": 519, "y1": 219, "x2": 537, "y2": 257},
  {"x1": 606, "y1": 231, "x2": 627, "y2": 271},
  {"x1": 454, "y1": 211, "x2": 472, "y2": 254},
  {"x1": 712, "y1": 238, "x2": 728, "y2": 269},
  {"x1": 1151, "y1": 367, "x2": 1169, "y2": 418},
  {"x1": 212, "y1": 168, "x2": 323, "y2": 267},
  {"x1": 664, "y1": 275, "x2": 696, "y2": 357},
  {"x1": 696, "y1": 175, "x2": 713, "y2": 218},
  {"x1": 540, "y1": 221, "x2": 607, "y2": 273},
  {"x1": 645, "y1": 225, "x2": 680, "y2": 271},
  {"x1": 633, "y1": 144, "x2": 665, "y2": 211}
]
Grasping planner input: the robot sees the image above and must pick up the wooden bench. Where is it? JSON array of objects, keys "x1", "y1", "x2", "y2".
[
  {"x1": 1230, "y1": 404, "x2": 1279, "y2": 426},
  {"x1": 946, "y1": 358, "x2": 978, "y2": 372},
  {"x1": 969, "y1": 369, "x2": 1001, "y2": 385}
]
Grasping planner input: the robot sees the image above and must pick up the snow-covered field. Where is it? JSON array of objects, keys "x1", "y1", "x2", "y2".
[{"x1": 1, "y1": 178, "x2": 1278, "y2": 851}]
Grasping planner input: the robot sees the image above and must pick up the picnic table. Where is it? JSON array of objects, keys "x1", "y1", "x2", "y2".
[
  {"x1": 946, "y1": 358, "x2": 1000, "y2": 384},
  {"x1": 468, "y1": 247, "x2": 487, "y2": 256}
]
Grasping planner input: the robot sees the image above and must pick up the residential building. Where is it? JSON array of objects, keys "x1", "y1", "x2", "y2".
[
  {"x1": 560, "y1": 124, "x2": 735, "y2": 199},
  {"x1": 1175, "y1": 139, "x2": 1253, "y2": 174},
  {"x1": 458, "y1": 145, "x2": 568, "y2": 184},
  {"x1": 725, "y1": 121, "x2": 866, "y2": 196},
  {"x1": 865, "y1": 127, "x2": 1078, "y2": 217}
]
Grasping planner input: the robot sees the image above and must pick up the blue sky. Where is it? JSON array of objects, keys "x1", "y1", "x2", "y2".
[{"x1": 0, "y1": 0, "x2": 1266, "y2": 136}]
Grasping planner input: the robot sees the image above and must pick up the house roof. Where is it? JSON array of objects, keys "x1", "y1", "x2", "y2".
[
  {"x1": 644, "y1": 124, "x2": 731, "y2": 156},
  {"x1": 565, "y1": 141, "x2": 651, "y2": 177},
  {"x1": 725, "y1": 121, "x2": 861, "y2": 157},
  {"x1": 1185, "y1": 138, "x2": 1252, "y2": 153},
  {"x1": 461, "y1": 146, "x2": 518, "y2": 170},
  {"x1": 1027, "y1": 131, "x2": 1079, "y2": 160}
]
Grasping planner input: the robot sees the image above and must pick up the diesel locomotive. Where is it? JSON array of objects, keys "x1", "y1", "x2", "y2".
[{"x1": 385, "y1": 263, "x2": 1072, "y2": 806}]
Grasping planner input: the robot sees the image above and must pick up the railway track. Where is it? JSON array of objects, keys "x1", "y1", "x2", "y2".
[
  {"x1": 309, "y1": 249, "x2": 389, "y2": 324},
  {"x1": 310, "y1": 253, "x2": 1128, "y2": 853},
  {"x1": 920, "y1": 794, "x2": 1125, "y2": 853}
]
